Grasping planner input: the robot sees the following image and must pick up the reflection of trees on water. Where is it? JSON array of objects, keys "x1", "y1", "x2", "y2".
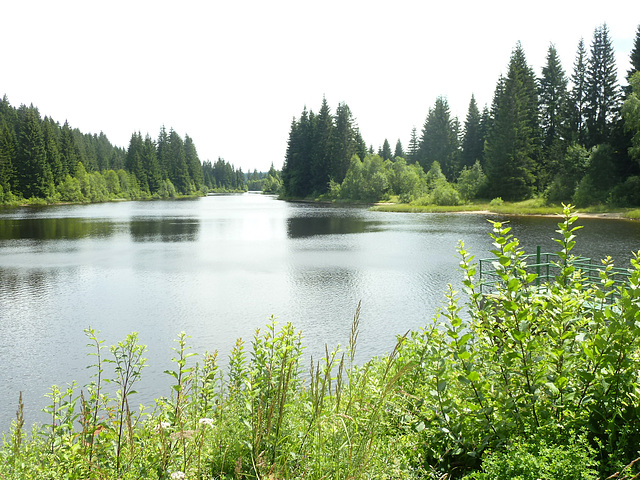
[
  {"x1": 129, "y1": 218, "x2": 200, "y2": 242},
  {"x1": 286, "y1": 216, "x2": 383, "y2": 238},
  {"x1": 0, "y1": 218, "x2": 115, "y2": 240}
]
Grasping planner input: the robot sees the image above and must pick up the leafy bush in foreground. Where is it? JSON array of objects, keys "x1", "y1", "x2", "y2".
[{"x1": 2, "y1": 205, "x2": 640, "y2": 479}]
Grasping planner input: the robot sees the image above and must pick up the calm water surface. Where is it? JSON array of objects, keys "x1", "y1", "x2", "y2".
[{"x1": 1, "y1": 194, "x2": 639, "y2": 428}]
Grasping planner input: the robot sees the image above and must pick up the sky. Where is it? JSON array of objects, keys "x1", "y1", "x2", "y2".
[{"x1": 2, "y1": 1, "x2": 639, "y2": 173}]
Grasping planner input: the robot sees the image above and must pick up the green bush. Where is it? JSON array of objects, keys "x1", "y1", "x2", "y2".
[{"x1": 463, "y1": 439, "x2": 598, "y2": 480}]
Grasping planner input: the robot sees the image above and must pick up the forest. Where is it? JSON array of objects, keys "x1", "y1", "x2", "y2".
[
  {"x1": 282, "y1": 24, "x2": 640, "y2": 208},
  {"x1": 0, "y1": 100, "x2": 257, "y2": 204}
]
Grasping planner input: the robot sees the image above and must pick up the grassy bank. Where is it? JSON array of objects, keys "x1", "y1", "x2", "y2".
[
  {"x1": 371, "y1": 198, "x2": 640, "y2": 219},
  {"x1": 2, "y1": 206, "x2": 640, "y2": 479}
]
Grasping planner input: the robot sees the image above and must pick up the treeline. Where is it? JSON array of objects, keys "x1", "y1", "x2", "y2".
[
  {"x1": 0, "y1": 98, "x2": 249, "y2": 204},
  {"x1": 283, "y1": 23, "x2": 640, "y2": 207},
  {"x1": 247, "y1": 163, "x2": 283, "y2": 194}
]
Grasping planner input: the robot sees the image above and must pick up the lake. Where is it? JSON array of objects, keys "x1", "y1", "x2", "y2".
[{"x1": 1, "y1": 193, "x2": 639, "y2": 429}]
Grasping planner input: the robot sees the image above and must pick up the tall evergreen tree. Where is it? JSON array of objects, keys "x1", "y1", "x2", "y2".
[
  {"x1": 126, "y1": 132, "x2": 147, "y2": 191},
  {"x1": 0, "y1": 120, "x2": 16, "y2": 194},
  {"x1": 332, "y1": 102, "x2": 363, "y2": 183},
  {"x1": 184, "y1": 134, "x2": 204, "y2": 191},
  {"x1": 484, "y1": 43, "x2": 541, "y2": 200},
  {"x1": 42, "y1": 117, "x2": 65, "y2": 185},
  {"x1": 381, "y1": 139, "x2": 392, "y2": 160},
  {"x1": 585, "y1": 23, "x2": 620, "y2": 147},
  {"x1": 142, "y1": 134, "x2": 162, "y2": 193},
  {"x1": 566, "y1": 38, "x2": 588, "y2": 146},
  {"x1": 417, "y1": 96, "x2": 460, "y2": 180},
  {"x1": 394, "y1": 139, "x2": 404, "y2": 159},
  {"x1": 156, "y1": 125, "x2": 170, "y2": 180},
  {"x1": 461, "y1": 94, "x2": 483, "y2": 170},
  {"x1": 539, "y1": 44, "x2": 569, "y2": 188},
  {"x1": 60, "y1": 121, "x2": 79, "y2": 177},
  {"x1": 627, "y1": 24, "x2": 640, "y2": 83},
  {"x1": 167, "y1": 129, "x2": 190, "y2": 194},
  {"x1": 310, "y1": 97, "x2": 334, "y2": 193},
  {"x1": 16, "y1": 105, "x2": 53, "y2": 198},
  {"x1": 407, "y1": 127, "x2": 419, "y2": 163}
]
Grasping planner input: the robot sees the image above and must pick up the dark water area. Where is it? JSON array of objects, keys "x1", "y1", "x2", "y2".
[{"x1": 1, "y1": 194, "x2": 639, "y2": 429}]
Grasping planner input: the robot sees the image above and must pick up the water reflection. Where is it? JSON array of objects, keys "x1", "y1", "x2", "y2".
[
  {"x1": 129, "y1": 218, "x2": 200, "y2": 242},
  {"x1": 287, "y1": 216, "x2": 383, "y2": 238},
  {"x1": 0, "y1": 217, "x2": 116, "y2": 240}
]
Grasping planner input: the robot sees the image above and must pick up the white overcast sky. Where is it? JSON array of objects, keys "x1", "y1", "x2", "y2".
[{"x1": 2, "y1": 1, "x2": 638, "y2": 172}]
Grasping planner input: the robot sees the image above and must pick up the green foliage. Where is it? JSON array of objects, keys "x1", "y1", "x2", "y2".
[
  {"x1": 463, "y1": 438, "x2": 598, "y2": 480},
  {"x1": 622, "y1": 72, "x2": 640, "y2": 165},
  {"x1": 456, "y1": 161, "x2": 487, "y2": 201}
]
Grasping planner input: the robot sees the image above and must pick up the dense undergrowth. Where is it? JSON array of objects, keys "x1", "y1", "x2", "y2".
[{"x1": 2, "y1": 205, "x2": 640, "y2": 479}]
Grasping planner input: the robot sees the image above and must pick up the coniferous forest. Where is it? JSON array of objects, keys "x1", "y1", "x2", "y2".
[
  {"x1": 0, "y1": 101, "x2": 251, "y2": 204},
  {"x1": 283, "y1": 24, "x2": 640, "y2": 208}
]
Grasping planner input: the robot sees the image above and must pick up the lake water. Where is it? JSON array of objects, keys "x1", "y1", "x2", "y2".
[{"x1": 1, "y1": 193, "x2": 639, "y2": 429}]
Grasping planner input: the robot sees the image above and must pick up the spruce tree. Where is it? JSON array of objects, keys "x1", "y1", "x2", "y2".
[
  {"x1": 628, "y1": 24, "x2": 640, "y2": 83},
  {"x1": 184, "y1": 134, "x2": 204, "y2": 191},
  {"x1": 167, "y1": 129, "x2": 190, "y2": 194},
  {"x1": 0, "y1": 120, "x2": 16, "y2": 194},
  {"x1": 484, "y1": 43, "x2": 541, "y2": 200},
  {"x1": 381, "y1": 139, "x2": 392, "y2": 160},
  {"x1": 43, "y1": 117, "x2": 65, "y2": 185},
  {"x1": 143, "y1": 134, "x2": 162, "y2": 193},
  {"x1": 126, "y1": 132, "x2": 147, "y2": 192},
  {"x1": 567, "y1": 39, "x2": 588, "y2": 145},
  {"x1": 418, "y1": 96, "x2": 460, "y2": 180},
  {"x1": 394, "y1": 139, "x2": 404, "y2": 159},
  {"x1": 585, "y1": 23, "x2": 620, "y2": 147},
  {"x1": 310, "y1": 97, "x2": 334, "y2": 193},
  {"x1": 16, "y1": 105, "x2": 53, "y2": 198},
  {"x1": 60, "y1": 121, "x2": 79, "y2": 177},
  {"x1": 407, "y1": 127, "x2": 419, "y2": 163},
  {"x1": 332, "y1": 102, "x2": 361, "y2": 183},
  {"x1": 539, "y1": 44, "x2": 569, "y2": 188},
  {"x1": 461, "y1": 94, "x2": 483, "y2": 171}
]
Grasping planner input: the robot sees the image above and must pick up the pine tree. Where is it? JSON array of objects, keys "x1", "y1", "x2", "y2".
[
  {"x1": 628, "y1": 24, "x2": 640, "y2": 83},
  {"x1": 461, "y1": 94, "x2": 483, "y2": 171},
  {"x1": 60, "y1": 121, "x2": 79, "y2": 177},
  {"x1": 42, "y1": 117, "x2": 65, "y2": 185},
  {"x1": 0, "y1": 120, "x2": 16, "y2": 194},
  {"x1": 310, "y1": 97, "x2": 334, "y2": 193},
  {"x1": 484, "y1": 43, "x2": 541, "y2": 200},
  {"x1": 407, "y1": 127, "x2": 419, "y2": 163},
  {"x1": 184, "y1": 134, "x2": 204, "y2": 191},
  {"x1": 143, "y1": 134, "x2": 162, "y2": 193},
  {"x1": 418, "y1": 96, "x2": 460, "y2": 180},
  {"x1": 539, "y1": 44, "x2": 569, "y2": 188},
  {"x1": 567, "y1": 39, "x2": 588, "y2": 145},
  {"x1": 394, "y1": 139, "x2": 404, "y2": 159},
  {"x1": 585, "y1": 23, "x2": 620, "y2": 147},
  {"x1": 157, "y1": 125, "x2": 170, "y2": 180},
  {"x1": 126, "y1": 132, "x2": 148, "y2": 192},
  {"x1": 381, "y1": 139, "x2": 392, "y2": 160},
  {"x1": 167, "y1": 129, "x2": 190, "y2": 194},
  {"x1": 16, "y1": 105, "x2": 53, "y2": 198},
  {"x1": 332, "y1": 102, "x2": 362, "y2": 183}
]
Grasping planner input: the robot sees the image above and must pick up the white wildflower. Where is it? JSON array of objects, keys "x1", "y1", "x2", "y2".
[
  {"x1": 153, "y1": 421, "x2": 171, "y2": 433},
  {"x1": 170, "y1": 472, "x2": 186, "y2": 480},
  {"x1": 199, "y1": 417, "x2": 214, "y2": 427}
]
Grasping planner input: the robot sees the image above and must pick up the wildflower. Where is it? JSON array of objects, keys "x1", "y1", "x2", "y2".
[
  {"x1": 171, "y1": 429, "x2": 195, "y2": 440},
  {"x1": 170, "y1": 472, "x2": 186, "y2": 480},
  {"x1": 153, "y1": 421, "x2": 171, "y2": 434},
  {"x1": 199, "y1": 417, "x2": 214, "y2": 427}
]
